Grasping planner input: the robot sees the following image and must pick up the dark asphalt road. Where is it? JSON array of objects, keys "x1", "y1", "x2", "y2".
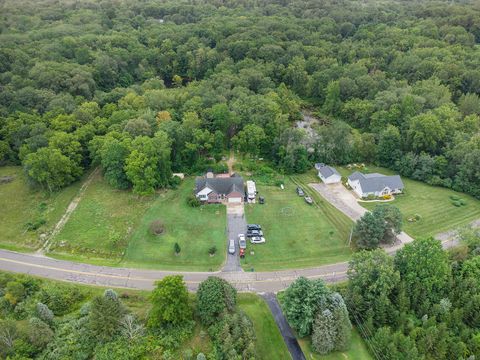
[{"x1": 262, "y1": 293, "x2": 306, "y2": 360}]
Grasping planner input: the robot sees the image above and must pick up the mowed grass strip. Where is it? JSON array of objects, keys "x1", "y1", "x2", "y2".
[
  {"x1": 241, "y1": 178, "x2": 352, "y2": 271},
  {"x1": 298, "y1": 329, "x2": 373, "y2": 360},
  {"x1": 123, "y1": 178, "x2": 226, "y2": 271},
  {"x1": 0, "y1": 166, "x2": 81, "y2": 252},
  {"x1": 337, "y1": 166, "x2": 480, "y2": 238},
  {"x1": 52, "y1": 171, "x2": 154, "y2": 262},
  {"x1": 238, "y1": 293, "x2": 291, "y2": 360}
]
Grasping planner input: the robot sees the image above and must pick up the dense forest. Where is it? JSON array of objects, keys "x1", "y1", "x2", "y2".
[{"x1": 1, "y1": 0, "x2": 480, "y2": 196}]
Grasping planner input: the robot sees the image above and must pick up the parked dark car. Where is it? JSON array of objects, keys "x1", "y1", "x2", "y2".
[
  {"x1": 247, "y1": 229, "x2": 264, "y2": 237},
  {"x1": 296, "y1": 187, "x2": 305, "y2": 196},
  {"x1": 247, "y1": 224, "x2": 262, "y2": 231}
]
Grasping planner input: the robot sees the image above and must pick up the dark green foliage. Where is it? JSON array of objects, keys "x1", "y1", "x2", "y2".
[
  {"x1": 347, "y1": 250, "x2": 400, "y2": 327},
  {"x1": 89, "y1": 289, "x2": 127, "y2": 343},
  {"x1": 196, "y1": 276, "x2": 237, "y2": 326},
  {"x1": 283, "y1": 277, "x2": 331, "y2": 337},
  {"x1": 39, "y1": 283, "x2": 86, "y2": 315},
  {"x1": 174, "y1": 242, "x2": 181, "y2": 254},
  {"x1": 28, "y1": 317, "x2": 54, "y2": 351},
  {"x1": 148, "y1": 275, "x2": 192, "y2": 328},
  {"x1": 394, "y1": 238, "x2": 451, "y2": 316},
  {"x1": 187, "y1": 194, "x2": 201, "y2": 207},
  {"x1": 353, "y1": 204, "x2": 403, "y2": 249}
]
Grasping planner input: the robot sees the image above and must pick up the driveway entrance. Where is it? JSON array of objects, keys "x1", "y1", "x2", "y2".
[{"x1": 223, "y1": 204, "x2": 245, "y2": 272}]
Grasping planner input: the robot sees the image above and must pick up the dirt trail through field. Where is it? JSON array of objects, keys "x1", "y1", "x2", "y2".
[
  {"x1": 227, "y1": 150, "x2": 235, "y2": 175},
  {"x1": 38, "y1": 167, "x2": 100, "y2": 254}
]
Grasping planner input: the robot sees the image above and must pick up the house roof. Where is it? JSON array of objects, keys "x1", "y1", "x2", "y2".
[
  {"x1": 315, "y1": 163, "x2": 340, "y2": 178},
  {"x1": 348, "y1": 172, "x2": 404, "y2": 193},
  {"x1": 195, "y1": 176, "x2": 244, "y2": 196}
]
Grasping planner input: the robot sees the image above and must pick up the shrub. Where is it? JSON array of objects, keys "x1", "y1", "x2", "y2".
[
  {"x1": 452, "y1": 200, "x2": 462, "y2": 207},
  {"x1": 196, "y1": 277, "x2": 237, "y2": 326},
  {"x1": 36, "y1": 303, "x2": 54, "y2": 324},
  {"x1": 174, "y1": 242, "x2": 181, "y2": 254},
  {"x1": 197, "y1": 353, "x2": 206, "y2": 360},
  {"x1": 39, "y1": 284, "x2": 85, "y2": 315},
  {"x1": 208, "y1": 246, "x2": 217, "y2": 256},
  {"x1": 450, "y1": 195, "x2": 460, "y2": 201},
  {"x1": 149, "y1": 219, "x2": 165, "y2": 236},
  {"x1": 187, "y1": 195, "x2": 201, "y2": 207},
  {"x1": 25, "y1": 218, "x2": 46, "y2": 231},
  {"x1": 28, "y1": 317, "x2": 54, "y2": 351}
]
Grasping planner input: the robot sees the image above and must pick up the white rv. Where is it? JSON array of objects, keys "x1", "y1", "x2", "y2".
[{"x1": 246, "y1": 180, "x2": 256, "y2": 201}]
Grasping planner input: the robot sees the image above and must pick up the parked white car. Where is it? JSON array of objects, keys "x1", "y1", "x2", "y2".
[
  {"x1": 250, "y1": 236, "x2": 266, "y2": 244},
  {"x1": 238, "y1": 234, "x2": 247, "y2": 249},
  {"x1": 228, "y1": 239, "x2": 235, "y2": 254}
]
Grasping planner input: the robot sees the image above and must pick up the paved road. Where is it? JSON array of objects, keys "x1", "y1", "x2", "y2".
[
  {"x1": 223, "y1": 204, "x2": 245, "y2": 272},
  {"x1": 262, "y1": 293, "x2": 305, "y2": 360},
  {"x1": 0, "y1": 248, "x2": 348, "y2": 292}
]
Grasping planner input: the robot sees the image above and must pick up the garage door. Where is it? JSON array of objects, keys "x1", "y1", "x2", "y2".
[{"x1": 228, "y1": 197, "x2": 242, "y2": 203}]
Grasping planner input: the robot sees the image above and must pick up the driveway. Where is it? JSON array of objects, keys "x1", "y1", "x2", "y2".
[
  {"x1": 223, "y1": 203, "x2": 246, "y2": 272},
  {"x1": 262, "y1": 293, "x2": 305, "y2": 360},
  {"x1": 310, "y1": 182, "x2": 414, "y2": 245}
]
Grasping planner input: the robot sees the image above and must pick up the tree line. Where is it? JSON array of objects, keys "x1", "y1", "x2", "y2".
[{"x1": 0, "y1": 0, "x2": 479, "y2": 197}]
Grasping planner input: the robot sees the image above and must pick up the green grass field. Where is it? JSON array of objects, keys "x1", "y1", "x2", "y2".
[
  {"x1": 0, "y1": 166, "x2": 82, "y2": 252},
  {"x1": 52, "y1": 171, "x2": 155, "y2": 263},
  {"x1": 299, "y1": 329, "x2": 373, "y2": 360},
  {"x1": 241, "y1": 177, "x2": 353, "y2": 271},
  {"x1": 337, "y1": 166, "x2": 480, "y2": 238},
  {"x1": 238, "y1": 293, "x2": 291, "y2": 360},
  {"x1": 52, "y1": 175, "x2": 227, "y2": 271},
  {"x1": 122, "y1": 177, "x2": 226, "y2": 271}
]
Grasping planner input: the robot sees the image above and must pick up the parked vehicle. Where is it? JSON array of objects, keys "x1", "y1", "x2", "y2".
[
  {"x1": 238, "y1": 234, "x2": 247, "y2": 249},
  {"x1": 247, "y1": 224, "x2": 262, "y2": 231},
  {"x1": 228, "y1": 239, "x2": 235, "y2": 254},
  {"x1": 296, "y1": 187, "x2": 305, "y2": 196},
  {"x1": 250, "y1": 236, "x2": 266, "y2": 244},
  {"x1": 247, "y1": 229, "x2": 263, "y2": 237},
  {"x1": 259, "y1": 196, "x2": 265, "y2": 204},
  {"x1": 304, "y1": 196, "x2": 313, "y2": 204}
]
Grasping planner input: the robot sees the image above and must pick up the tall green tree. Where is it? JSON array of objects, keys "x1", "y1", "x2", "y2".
[{"x1": 148, "y1": 275, "x2": 192, "y2": 328}]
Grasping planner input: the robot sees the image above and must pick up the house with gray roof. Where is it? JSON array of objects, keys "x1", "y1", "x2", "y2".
[
  {"x1": 195, "y1": 173, "x2": 244, "y2": 204},
  {"x1": 347, "y1": 171, "x2": 404, "y2": 198},
  {"x1": 315, "y1": 163, "x2": 341, "y2": 184}
]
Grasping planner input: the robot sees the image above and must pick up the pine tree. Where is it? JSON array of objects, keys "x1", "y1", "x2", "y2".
[{"x1": 312, "y1": 309, "x2": 336, "y2": 354}]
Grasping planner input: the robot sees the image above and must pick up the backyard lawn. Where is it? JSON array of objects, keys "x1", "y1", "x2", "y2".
[
  {"x1": 122, "y1": 177, "x2": 226, "y2": 271},
  {"x1": 336, "y1": 166, "x2": 480, "y2": 238},
  {"x1": 0, "y1": 166, "x2": 82, "y2": 252},
  {"x1": 238, "y1": 293, "x2": 291, "y2": 360},
  {"x1": 299, "y1": 329, "x2": 372, "y2": 360},
  {"x1": 241, "y1": 177, "x2": 353, "y2": 271}
]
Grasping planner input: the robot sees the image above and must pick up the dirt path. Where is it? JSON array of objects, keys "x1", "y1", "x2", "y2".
[
  {"x1": 39, "y1": 167, "x2": 100, "y2": 254},
  {"x1": 226, "y1": 150, "x2": 235, "y2": 175}
]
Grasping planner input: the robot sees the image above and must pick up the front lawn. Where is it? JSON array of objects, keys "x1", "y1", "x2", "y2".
[
  {"x1": 238, "y1": 293, "x2": 291, "y2": 360},
  {"x1": 123, "y1": 177, "x2": 226, "y2": 271},
  {"x1": 337, "y1": 166, "x2": 480, "y2": 238},
  {"x1": 241, "y1": 177, "x2": 353, "y2": 271},
  {"x1": 51, "y1": 170, "x2": 154, "y2": 264},
  {"x1": 298, "y1": 329, "x2": 373, "y2": 360},
  {"x1": 0, "y1": 166, "x2": 82, "y2": 252}
]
